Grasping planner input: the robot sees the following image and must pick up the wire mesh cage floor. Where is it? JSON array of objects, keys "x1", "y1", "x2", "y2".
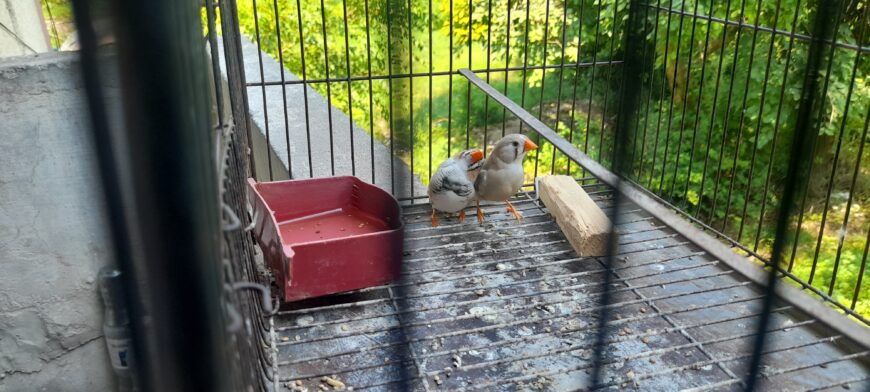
[{"x1": 269, "y1": 185, "x2": 869, "y2": 391}]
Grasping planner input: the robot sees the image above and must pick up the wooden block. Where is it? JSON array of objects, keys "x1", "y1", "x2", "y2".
[{"x1": 538, "y1": 175, "x2": 612, "y2": 256}]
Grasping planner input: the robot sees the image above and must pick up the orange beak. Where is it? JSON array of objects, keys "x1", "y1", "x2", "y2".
[
  {"x1": 524, "y1": 137, "x2": 538, "y2": 152},
  {"x1": 470, "y1": 149, "x2": 484, "y2": 163}
]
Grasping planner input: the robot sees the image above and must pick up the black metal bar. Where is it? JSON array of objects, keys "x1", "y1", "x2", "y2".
[
  {"x1": 707, "y1": 0, "x2": 749, "y2": 225},
  {"x1": 342, "y1": 0, "x2": 355, "y2": 176},
  {"x1": 271, "y1": 0, "x2": 292, "y2": 178},
  {"x1": 642, "y1": 2, "x2": 870, "y2": 54},
  {"x1": 694, "y1": 0, "x2": 733, "y2": 218},
  {"x1": 848, "y1": 101, "x2": 870, "y2": 309},
  {"x1": 679, "y1": 0, "x2": 716, "y2": 208},
  {"x1": 251, "y1": 0, "x2": 273, "y2": 180},
  {"x1": 245, "y1": 61, "x2": 622, "y2": 87},
  {"x1": 721, "y1": 0, "x2": 764, "y2": 235},
  {"x1": 656, "y1": 0, "x2": 686, "y2": 191},
  {"x1": 558, "y1": 0, "x2": 587, "y2": 175},
  {"x1": 852, "y1": 224, "x2": 870, "y2": 310},
  {"x1": 532, "y1": 0, "x2": 550, "y2": 178},
  {"x1": 668, "y1": 0, "x2": 702, "y2": 201},
  {"x1": 595, "y1": 0, "x2": 621, "y2": 170},
  {"x1": 206, "y1": 0, "x2": 225, "y2": 127},
  {"x1": 428, "y1": 0, "x2": 434, "y2": 179},
  {"x1": 638, "y1": 0, "x2": 663, "y2": 186},
  {"x1": 645, "y1": 0, "x2": 674, "y2": 190},
  {"x1": 483, "y1": 0, "x2": 493, "y2": 158},
  {"x1": 589, "y1": 0, "x2": 646, "y2": 382},
  {"x1": 294, "y1": 0, "x2": 313, "y2": 178},
  {"x1": 408, "y1": 0, "x2": 415, "y2": 201},
  {"x1": 753, "y1": 0, "x2": 803, "y2": 252},
  {"x1": 501, "y1": 0, "x2": 511, "y2": 138},
  {"x1": 518, "y1": 0, "x2": 531, "y2": 135},
  {"x1": 364, "y1": 0, "x2": 375, "y2": 184},
  {"x1": 549, "y1": 0, "x2": 570, "y2": 174},
  {"x1": 218, "y1": 0, "x2": 256, "y2": 179},
  {"x1": 743, "y1": 1, "x2": 840, "y2": 388},
  {"x1": 68, "y1": 0, "x2": 144, "y2": 388},
  {"x1": 811, "y1": 7, "x2": 868, "y2": 295},
  {"x1": 790, "y1": 0, "x2": 848, "y2": 283},
  {"x1": 819, "y1": 6, "x2": 869, "y2": 295},
  {"x1": 318, "y1": 0, "x2": 336, "y2": 176},
  {"x1": 73, "y1": 0, "x2": 232, "y2": 389},
  {"x1": 466, "y1": 0, "x2": 472, "y2": 150},
  {"x1": 447, "y1": 0, "x2": 454, "y2": 157},
  {"x1": 737, "y1": 0, "x2": 785, "y2": 242},
  {"x1": 582, "y1": 0, "x2": 604, "y2": 179},
  {"x1": 629, "y1": 0, "x2": 653, "y2": 179},
  {"x1": 386, "y1": 0, "x2": 396, "y2": 195}
]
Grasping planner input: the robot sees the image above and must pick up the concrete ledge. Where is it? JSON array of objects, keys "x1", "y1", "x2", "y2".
[{"x1": 224, "y1": 37, "x2": 425, "y2": 198}]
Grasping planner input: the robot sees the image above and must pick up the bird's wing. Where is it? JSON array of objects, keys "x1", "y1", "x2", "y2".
[
  {"x1": 473, "y1": 169, "x2": 487, "y2": 194},
  {"x1": 431, "y1": 164, "x2": 474, "y2": 197}
]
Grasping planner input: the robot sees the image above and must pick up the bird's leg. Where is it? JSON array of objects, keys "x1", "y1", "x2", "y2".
[
  {"x1": 458, "y1": 210, "x2": 466, "y2": 223},
  {"x1": 431, "y1": 208, "x2": 439, "y2": 227},
  {"x1": 505, "y1": 199, "x2": 523, "y2": 222},
  {"x1": 476, "y1": 200, "x2": 486, "y2": 223}
]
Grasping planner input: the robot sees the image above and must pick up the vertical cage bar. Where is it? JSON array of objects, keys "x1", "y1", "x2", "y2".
[
  {"x1": 519, "y1": 0, "x2": 531, "y2": 135},
  {"x1": 565, "y1": 0, "x2": 587, "y2": 175},
  {"x1": 588, "y1": 0, "x2": 645, "y2": 385},
  {"x1": 669, "y1": 0, "x2": 703, "y2": 203},
  {"x1": 596, "y1": 0, "x2": 621, "y2": 169},
  {"x1": 657, "y1": 0, "x2": 686, "y2": 193},
  {"x1": 364, "y1": 0, "x2": 376, "y2": 184},
  {"x1": 483, "y1": 0, "x2": 493, "y2": 157},
  {"x1": 342, "y1": 0, "x2": 356, "y2": 176},
  {"x1": 754, "y1": 0, "x2": 804, "y2": 253},
  {"x1": 206, "y1": 0, "x2": 225, "y2": 127},
  {"x1": 791, "y1": 1, "x2": 848, "y2": 284},
  {"x1": 447, "y1": 0, "x2": 454, "y2": 157},
  {"x1": 387, "y1": 0, "x2": 396, "y2": 194},
  {"x1": 251, "y1": 0, "x2": 273, "y2": 180},
  {"x1": 428, "y1": 0, "x2": 433, "y2": 180},
  {"x1": 532, "y1": 0, "x2": 551, "y2": 179},
  {"x1": 501, "y1": 0, "x2": 511, "y2": 138},
  {"x1": 737, "y1": 0, "x2": 785, "y2": 242},
  {"x1": 721, "y1": 0, "x2": 763, "y2": 235},
  {"x1": 694, "y1": 0, "x2": 735, "y2": 217},
  {"x1": 271, "y1": 0, "x2": 293, "y2": 178},
  {"x1": 743, "y1": 1, "x2": 840, "y2": 388},
  {"x1": 466, "y1": 0, "x2": 472, "y2": 150},
  {"x1": 318, "y1": 0, "x2": 337, "y2": 176},
  {"x1": 294, "y1": 0, "x2": 314, "y2": 178},
  {"x1": 408, "y1": 0, "x2": 415, "y2": 201},
  {"x1": 550, "y1": 0, "x2": 570, "y2": 174}
]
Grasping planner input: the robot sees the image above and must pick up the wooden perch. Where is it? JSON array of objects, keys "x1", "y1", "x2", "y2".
[{"x1": 538, "y1": 175, "x2": 612, "y2": 256}]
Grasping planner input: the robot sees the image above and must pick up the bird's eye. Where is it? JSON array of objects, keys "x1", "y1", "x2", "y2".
[{"x1": 512, "y1": 141, "x2": 519, "y2": 147}]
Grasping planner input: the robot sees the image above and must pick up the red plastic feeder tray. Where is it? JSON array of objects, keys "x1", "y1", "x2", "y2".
[{"x1": 247, "y1": 176, "x2": 404, "y2": 302}]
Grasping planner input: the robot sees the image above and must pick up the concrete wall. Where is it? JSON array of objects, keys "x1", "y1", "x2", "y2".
[
  {"x1": 0, "y1": 52, "x2": 114, "y2": 391},
  {"x1": 0, "y1": 0, "x2": 50, "y2": 57}
]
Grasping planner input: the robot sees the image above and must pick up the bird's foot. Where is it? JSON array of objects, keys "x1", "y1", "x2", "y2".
[
  {"x1": 476, "y1": 200, "x2": 486, "y2": 223},
  {"x1": 431, "y1": 209, "x2": 439, "y2": 227},
  {"x1": 505, "y1": 200, "x2": 523, "y2": 223},
  {"x1": 458, "y1": 210, "x2": 466, "y2": 223}
]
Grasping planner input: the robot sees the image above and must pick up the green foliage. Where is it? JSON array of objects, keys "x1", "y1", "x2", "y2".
[{"x1": 41, "y1": 0, "x2": 73, "y2": 49}]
